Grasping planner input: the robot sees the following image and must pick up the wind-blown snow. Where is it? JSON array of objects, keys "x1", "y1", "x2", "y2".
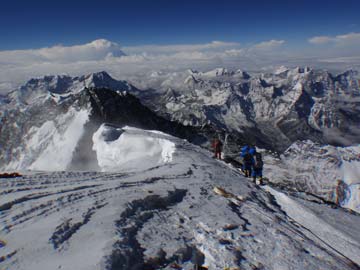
[
  {"x1": 92, "y1": 125, "x2": 176, "y2": 172},
  {"x1": 4, "y1": 108, "x2": 89, "y2": 171}
]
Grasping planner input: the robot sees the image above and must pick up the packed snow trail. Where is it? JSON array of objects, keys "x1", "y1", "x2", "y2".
[
  {"x1": 265, "y1": 186, "x2": 360, "y2": 266},
  {"x1": 1, "y1": 127, "x2": 360, "y2": 269}
]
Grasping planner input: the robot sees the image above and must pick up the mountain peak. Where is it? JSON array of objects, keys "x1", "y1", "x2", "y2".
[
  {"x1": 89, "y1": 39, "x2": 116, "y2": 48},
  {"x1": 89, "y1": 71, "x2": 113, "y2": 80},
  {"x1": 203, "y1": 67, "x2": 232, "y2": 77},
  {"x1": 87, "y1": 39, "x2": 126, "y2": 58}
]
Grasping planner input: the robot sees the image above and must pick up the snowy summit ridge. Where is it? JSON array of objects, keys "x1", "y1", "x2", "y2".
[
  {"x1": 0, "y1": 67, "x2": 360, "y2": 269},
  {"x1": 1, "y1": 124, "x2": 360, "y2": 269}
]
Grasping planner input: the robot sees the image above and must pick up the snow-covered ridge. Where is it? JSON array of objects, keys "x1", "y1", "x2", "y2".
[
  {"x1": 93, "y1": 125, "x2": 176, "y2": 172},
  {"x1": 7, "y1": 71, "x2": 136, "y2": 105},
  {"x1": 2, "y1": 67, "x2": 359, "y2": 170},
  {"x1": 0, "y1": 84, "x2": 211, "y2": 172},
  {"x1": 138, "y1": 66, "x2": 360, "y2": 150},
  {"x1": 1, "y1": 126, "x2": 360, "y2": 269}
]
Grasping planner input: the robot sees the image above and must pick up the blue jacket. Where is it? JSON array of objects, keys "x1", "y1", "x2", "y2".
[
  {"x1": 241, "y1": 145, "x2": 249, "y2": 157},
  {"x1": 249, "y1": 147, "x2": 256, "y2": 156}
]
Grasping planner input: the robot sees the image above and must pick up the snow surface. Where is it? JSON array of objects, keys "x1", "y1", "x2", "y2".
[
  {"x1": 92, "y1": 125, "x2": 176, "y2": 171},
  {"x1": 1, "y1": 68, "x2": 360, "y2": 269},
  {"x1": 341, "y1": 155, "x2": 360, "y2": 212},
  {"x1": 1, "y1": 127, "x2": 360, "y2": 270},
  {"x1": 4, "y1": 108, "x2": 89, "y2": 171},
  {"x1": 265, "y1": 186, "x2": 360, "y2": 265},
  {"x1": 265, "y1": 141, "x2": 360, "y2": 213}
]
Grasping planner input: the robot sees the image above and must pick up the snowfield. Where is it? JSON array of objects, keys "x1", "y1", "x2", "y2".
[
  {"x1": 93, "y1": 125, "x2": 176, "y2": 172},
  {"x1": 1, "y1": 127, "x2": 360, "y2": 270}
]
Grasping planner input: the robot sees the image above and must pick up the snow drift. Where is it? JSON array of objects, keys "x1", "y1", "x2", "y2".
[{"x1": 93, "y1": 125, "x2": 176, "y2": 171}]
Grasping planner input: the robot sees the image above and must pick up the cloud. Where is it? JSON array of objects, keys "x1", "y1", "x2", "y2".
[
  {"x1": 318, "y1": 56, "x2": 360, "y2": 63},
  {"x1": 123, "y1": 41, "x2": 240, "y2": 54},
  {"x1": 335, "y1": 32, "x2": 360, "y2": 45},
  {"x1": 308, "y1": 36, "x2": 333, "y2": 45},
  {"x1": 308, "y1": 32, "x2": 360, "y2": 46},
  {"x1": 1, "y1": 37, "x2": 360, "y2": 95},
  {"x1": 0, "y1": 39, "x2": 125, "y2": 65},
  {"x1": 252, "y1": 40, "x2": 285, "y2": 50},
  {"x1": 224, "y1": 49, "x2": 246, "y2": 57}
]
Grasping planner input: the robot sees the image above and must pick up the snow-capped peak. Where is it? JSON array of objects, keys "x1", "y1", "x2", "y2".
[
  {"x1": 88, "y1": 39, "x2": 126, "y2": 57},
  {"x1": 274, "y1": 65, "x2": 290, "y2": 75},
  {"x1": 83, "y1": 71, "x2": 114, "y2": 85},
  {"x1": 203, "y1": 67, "x2": 232, "y2": 77},
  {"x1": 184, "y1": 75, "x2": 199, "y2": 85},
  {"x1": 234, "y1": 69, "x2": 251, "y2": 79},
  {"x1": 89, "y1": 39, "x2": 116, "y2": 48},
  {"x1": 7, "y1": 71, "x2": 136, "y2": 105},
  {"x1": 187, "y1": 69, "x2": 199, "y2": 75}
]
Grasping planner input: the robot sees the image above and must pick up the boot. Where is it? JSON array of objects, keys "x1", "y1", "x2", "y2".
[{"x1": 259, "y1": 177, "x2": 263, "y2": 185}]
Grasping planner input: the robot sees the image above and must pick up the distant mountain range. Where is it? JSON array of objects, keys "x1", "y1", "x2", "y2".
[
  {"x1": 140, "y1": 67, "x2": 360, "y2": 151},
  {"x1": 0, "y1": 67, "x2": 359, "y2": 212}
]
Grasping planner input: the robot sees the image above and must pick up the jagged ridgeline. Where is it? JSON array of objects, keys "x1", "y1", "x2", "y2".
[
  {"x1": 0, "y1": 68, "x2": 359, "y2": 170},
  {"x1": 140, "y1": 67, "x2": 360, "y2": 150},
  {"x1": 0, "y1": 86, "x2": 202, "y2": 171}
]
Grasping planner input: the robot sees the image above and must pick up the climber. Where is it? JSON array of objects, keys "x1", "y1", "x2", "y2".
[
  {"x1": 241, "y1": 145, "x2": 249, "y2": 156},
  {"x1": 249, "y1": 145, "x2": 256, "y2": 156},
  {"x1": 241, "y1": 146, "x2": 254, "y2": 177},
  {"x1": 335, "y1": 180, "x2": 348, "y2": 205},
  {"x1": 212, "y1": 138, "x2": 223, "y2": 159},
  {"x1": 252, "y1": 152, "x2": 264, "y2": 185}
]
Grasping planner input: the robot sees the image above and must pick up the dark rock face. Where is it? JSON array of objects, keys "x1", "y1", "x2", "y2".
[
  {"x1": 80, "y1": 87, "x2": 262, "y2": 160},
  {"x1": 1, "y1": 82, "x2": 254, "y2": 170},
  {"x1": 139, "y1": 68, "x2": 360, "y2": 151},
  {"x1": 1, "y1": 68, "x2": 359, "y2": 170},
  {"x1": 69, "y1": 88, "x2": 213, "y2": 170}
]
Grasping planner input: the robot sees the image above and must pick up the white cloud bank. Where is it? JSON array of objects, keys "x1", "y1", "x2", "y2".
[
  {"x1": 0, "y1": 38, "x2": 287, "y2": 94},
  {"x1": 308, "y1": 32, "x2": 360, "y2": 46},
  {"x1": 0, "y1": 39, "x2": 125, "y2": 65},
  {"x1": 252, "y1": 39, "x2": 285, "y2": 50},
  {"x1": 123, "y1": 41, "x2": 240, "y2": 54},
  {"x1": 0, "y1": 34, "x2": 359, "y2": 94}
]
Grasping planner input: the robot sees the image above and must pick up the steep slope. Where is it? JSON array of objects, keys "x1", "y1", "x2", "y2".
[
  {"x1": 138, "y1": 67, "x2": 360, "y2": 151},
  {"x1": 1, "y1": 126, "x2": 360, "y2": 270},
  {"x1": 3, "y1": 68, "x2": 358, "y2": 153},
  {"x1": 6, "y1": 71, "x2": 137, "y2": 105},
  {"x1": 264, "y1": 140, "x2": 360, "y2": 213},
  {"x1": 0, "y1": 83, "x2": 221, "y2": 171}
]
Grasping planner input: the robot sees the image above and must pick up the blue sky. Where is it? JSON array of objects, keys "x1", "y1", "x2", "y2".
[
  {"x1": 0, "y1": 0, "x2": 359, "y2": 50},
  {"x1": 0, "y1": 0, "x2": 360, "y2": 92}
]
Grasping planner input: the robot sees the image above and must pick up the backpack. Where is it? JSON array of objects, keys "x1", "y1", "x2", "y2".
[
  {"x1": 254, "y1": 153, "x2": 263, "y2": 169},
  {"x1": 243, "y1": 152, "x2": 253, "y2": 164}
]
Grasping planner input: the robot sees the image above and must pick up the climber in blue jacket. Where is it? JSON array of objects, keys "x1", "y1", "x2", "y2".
[{"x1": 241, "y1": 145, "x2": 254, "y2": 177}]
